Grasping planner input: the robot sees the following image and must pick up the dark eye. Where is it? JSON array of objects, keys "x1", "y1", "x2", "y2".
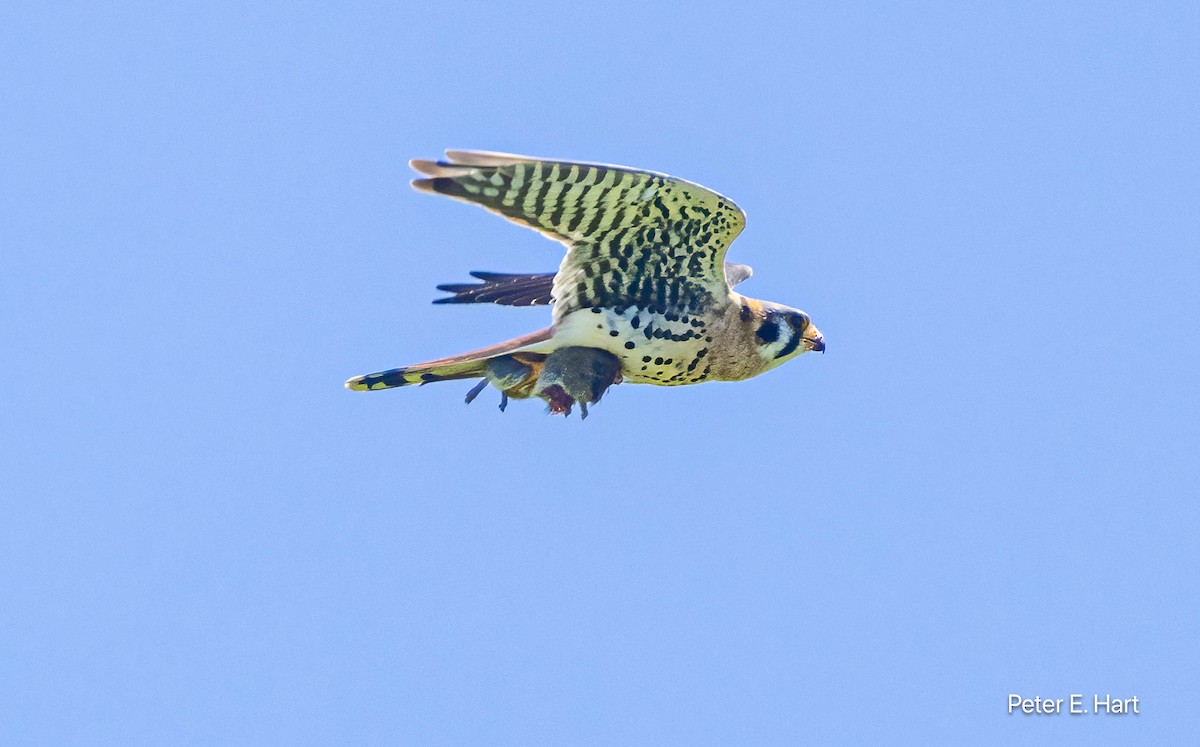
[
  {"x1": 756, "y1": 318, "x2": 780, "y2": 344},
  {"x1": 788, "y1": 313, "x2": 809, "y2": 333}
]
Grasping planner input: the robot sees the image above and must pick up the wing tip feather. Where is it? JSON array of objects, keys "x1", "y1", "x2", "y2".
[
  {"x1": 443, "y1": 149, "x2": 529, "y2": 166},
  {"x1": 410, "y1": 158, "x2": 478, "y2": 177},
  {"x1": 412, "y1": 176, "x2": 462, "y2": 195}
]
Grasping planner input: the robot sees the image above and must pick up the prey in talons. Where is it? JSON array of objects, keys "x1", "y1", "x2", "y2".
[{"x1": 464, "y1": 347, "x2": 623, "y2": 418}]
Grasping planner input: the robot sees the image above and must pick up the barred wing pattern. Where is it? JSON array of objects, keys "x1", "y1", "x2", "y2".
[{"x1": 411, "y1": 151, "x2": 746, "y2": 323}]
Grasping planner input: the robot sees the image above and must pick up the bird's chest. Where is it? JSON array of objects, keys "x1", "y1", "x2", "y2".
[{"x1": 554, "y1": 306, "x2": 717, "y2": 385}]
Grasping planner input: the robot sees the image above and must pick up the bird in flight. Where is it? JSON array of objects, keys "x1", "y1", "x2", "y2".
[{"x1": 345, "y1": 150, "x2": 825, "y2": 417}]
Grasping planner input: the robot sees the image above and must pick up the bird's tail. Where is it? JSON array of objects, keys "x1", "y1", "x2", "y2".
[{"x1": 344, "y1": 327, "x2": 553, "y2": 391}]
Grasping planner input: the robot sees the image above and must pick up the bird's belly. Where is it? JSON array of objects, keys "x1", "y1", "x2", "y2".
[{"x1": 553, "y1": 306, "x2": 716, "y2": 386}]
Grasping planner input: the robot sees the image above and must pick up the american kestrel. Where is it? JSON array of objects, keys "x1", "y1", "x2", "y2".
[{"x1": 346, "y1": 150, "x2": 825, "y2": 417}]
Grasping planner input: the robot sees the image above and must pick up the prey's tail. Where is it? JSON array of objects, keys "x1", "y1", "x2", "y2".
[{"x1": 345, "y1": 327, "x2": 553, "y2": 391}]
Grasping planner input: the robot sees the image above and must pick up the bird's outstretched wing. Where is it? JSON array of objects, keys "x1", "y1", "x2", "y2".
[
  {"x1": 433, "y1": 263, "x2": 753, "y2": 307},
  {"x1": 411, "y1": 151, "x2": 747, "y2": 322},
  {"x1": 434, "y1": 271, "x2": 557, "y2": 306}
]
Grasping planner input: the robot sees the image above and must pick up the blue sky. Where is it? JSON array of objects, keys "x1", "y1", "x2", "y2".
[{"x1": 3, "y1": 1, "x2": 1197, "y2": 744}]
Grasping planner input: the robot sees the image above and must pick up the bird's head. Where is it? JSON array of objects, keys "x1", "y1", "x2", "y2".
[{"x1": 748, "y1": 300, "x2": 825, "y2": 366}]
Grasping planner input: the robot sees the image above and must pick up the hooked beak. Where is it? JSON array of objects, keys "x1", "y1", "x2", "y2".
[{"x1": 806, "y1": 334, "x2": 825, "y2": 354}]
